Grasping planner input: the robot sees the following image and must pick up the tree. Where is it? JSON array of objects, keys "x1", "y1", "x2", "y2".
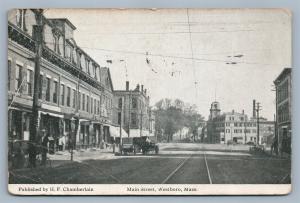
[{"x1": 154, "y1": 98, "x2": 205, "y2": 142}]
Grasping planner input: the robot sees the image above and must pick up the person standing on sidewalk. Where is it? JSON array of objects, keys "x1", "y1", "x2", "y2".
[{"x1": 41, "y1": 130, "x2": 49, "y2": 165}]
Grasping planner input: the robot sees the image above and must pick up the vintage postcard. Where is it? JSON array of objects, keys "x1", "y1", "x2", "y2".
[{"x1": 7, "y1": 8, "x2": 292, "y2": 195}]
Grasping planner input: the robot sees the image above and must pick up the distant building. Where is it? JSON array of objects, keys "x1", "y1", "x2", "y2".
[
  {"x1": 207, "y1": 102, "x2": 274, "y2": 144},
  {"x1": 274, "y1": 68, "x2": 292, "y2": 154},
  {"x1": 113, "y1": 81, "x2": 154, "y2": 138}
]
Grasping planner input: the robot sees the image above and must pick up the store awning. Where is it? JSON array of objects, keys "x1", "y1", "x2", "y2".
[
  {"x1": 109, "y1": 126, "x2": 128, "y2": 138},
  {"x1": 40, "y1": 111, "x2": 64, "y2": 118}
]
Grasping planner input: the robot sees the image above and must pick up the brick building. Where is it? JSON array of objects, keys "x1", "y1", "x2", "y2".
[
  {"x1": 113, "y1": 81, "x2": 155, "y2": 139},
  {"x1": 8, "y1": 9, "x2": 114, "y2": 154},
  {"x1": 274, "y1": 68, "x2": 292, "y2": 154}
]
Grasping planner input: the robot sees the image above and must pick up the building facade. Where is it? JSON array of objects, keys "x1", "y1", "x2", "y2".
[
  {"x1": 274, "y1": 68, "x2": 292, "y2": 154},
  {"x1": 8, "y1": 9, "x2": 114, "y2": 155},
  {"x1": 113, "y1": 81, "x2": 155, "y2": 139},
  {"x1": 207, "y1": 102, "x2": 274, "y2": 145}
]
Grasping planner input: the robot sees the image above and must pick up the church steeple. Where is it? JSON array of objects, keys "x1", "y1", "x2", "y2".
[{"x1": 209, "y1": 101, "x2": 221, "y2": 120}]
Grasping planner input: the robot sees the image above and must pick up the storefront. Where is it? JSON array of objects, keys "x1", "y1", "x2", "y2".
[{"x1": 39, "y1": 112, "x2": 64, "y2": 154}]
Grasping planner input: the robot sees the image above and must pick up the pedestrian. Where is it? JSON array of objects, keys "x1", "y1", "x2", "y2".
[{"x1": 41, "y1": 130, "x2": 49, "y2": 165}]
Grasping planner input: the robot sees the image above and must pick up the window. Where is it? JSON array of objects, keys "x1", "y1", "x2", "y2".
[
  {"x1": 80, "y1": 54, "x2": 86, "y2": 72},
  {"x1": 118, "y1": 112, "x2": 121, "y2": 125},
  {"x1": 39, "y1": 74, "x2": 43, "y2": 99},
  {"x1": 53, "y1": 81, "x2": 58, "y2": 103},
  {"x1": 72, "y1": 49, "x2": 77, "y2": 65},
  {"x1": 8, "y1": 60, "x2": 11, "y2": 90},
  {"x1": 45, "y1": 78, "x2": 51, "y2": 101},
  {"x1": 66, "y1": 87, "x2": 71, "y2": 107},
  {"x1": 72, "y1": 89, "x2": 76, "y2": 108},
  {"x1": 90, "y1": 97, "x2": 93, "y2": 113},
  {"x1": 78, "y1": 92, "x2": 81, "y2": 109},
  {"x1": 82, "y1": 93, "x2": 85, "y2": 111},
  {"x1": 94, "y1": 99, "x2": 97, "y2": 114},
  {"x1": 234, "y1": 123, "x2": 238, "y2": 127},
  {"x1": 94, "y1": 66, "x2": 97, "y2": 79},
  {"x1": 131, "y1": 113, "x2": 137, "y2": 126},
  {"x1": 87, "y1": 60, "x2": 90, "y2": 75},
  {"x1": 66, "y1": 45, "x2": 72, "y2": 61},
  {"x1": 26, "y1": 69, "x2": 33, "y2": 96},
  {"x1": 16, "y1": 9, "x2": 27, "y2": 31},
  {"x1": 132, "y1": 98, "x2": 137, "y2": 109},
  {"x1": 60, "y1": 84, "x2": 65, "y2": 105},
  {"x1": 86, "y1": 95, "x2": 89, "y2": 112},
  {"x1": 15, "y1": 64, "x2": 22, "y2": 92},
  {"x1": 97, "y1": 100, "x2": 100, "y2": 115},
  {"x1": 118, "y1": 98, "x2": 122, "y2": 109}
]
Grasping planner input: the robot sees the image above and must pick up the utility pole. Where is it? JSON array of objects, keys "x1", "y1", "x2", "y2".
[
  {"x1": 128, "y1": 92, "x2": 131, "y2": 137},
  {"x1": 28, "y1": 9, "x2": 44, "y2": 168},
  {"x1": 256, "y1": 102, "x2": 262, "y2": 145},
  {"x1": 119, "y1": 97, "x2": 124, "y2": 152},
  {"x1": 140, "y1": 108, "x2": 143, "y2": 137}
]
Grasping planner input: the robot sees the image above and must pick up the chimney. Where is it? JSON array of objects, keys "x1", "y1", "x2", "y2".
[
  {"x1": 232, "y1": 109, "x2": 234, "y2": 114},
  {"x1": 126, "y1": 81, "x2": 129, "y2": 91},
  {"x1": 253, "y1": 100, "x2": 256, "y2": 118},
  {"x1": 136, "y1": 84, "x2": 140, "y2": 91},
  {"x1": 141, "y1": 85, "x2": 144, "y2": 93},
  {"x1": 242, "y1": 109, "x2": 244, "y2": 114},
  {"x1": 145, "y1": 89, "x2": 147, "y2": 95}
]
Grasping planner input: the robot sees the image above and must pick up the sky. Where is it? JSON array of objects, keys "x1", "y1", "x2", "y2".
[{"x1": 45, "y1": 9, "x2": 291, "y2": 120}]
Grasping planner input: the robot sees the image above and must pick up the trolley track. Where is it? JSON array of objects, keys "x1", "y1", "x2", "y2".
[{"x1": 162, "y1": 151, "x2": 212, "y2": 184}]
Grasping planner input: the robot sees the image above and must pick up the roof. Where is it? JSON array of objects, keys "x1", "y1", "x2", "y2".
[
  {"x1": 274, "y1": 68, "x2": 292, "y2": 84},
  {"x1": 47, "y1": 18, "x2": 77, "y2": 30}
]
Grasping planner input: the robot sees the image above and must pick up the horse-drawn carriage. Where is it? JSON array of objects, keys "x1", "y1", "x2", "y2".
[{"x1": 120, "y1": 136, "x2": 159, "y2": 155}]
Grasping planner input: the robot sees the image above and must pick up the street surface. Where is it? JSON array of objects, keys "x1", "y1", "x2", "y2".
[{"x1": 9, "y1": 143, "x2": 291, "y2": 184}]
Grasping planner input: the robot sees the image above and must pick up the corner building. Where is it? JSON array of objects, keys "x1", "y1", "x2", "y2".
[{"x1": 8, "y1": 9, "x2": 114, "y2": 153}]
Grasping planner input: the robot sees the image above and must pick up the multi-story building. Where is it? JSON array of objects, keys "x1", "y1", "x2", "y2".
[
  {"x1": 207, "y1": 101, "x2": 274, "y2": 144},
  {"x1": 113, "y1": 81, "x2": 155, "y2": 139},
  {"x1": 8, "y1": 9, "x2": 114, "y2": 153},
  {"x1": 274, "y1": 68, "x2": 292, "y2": 154}
]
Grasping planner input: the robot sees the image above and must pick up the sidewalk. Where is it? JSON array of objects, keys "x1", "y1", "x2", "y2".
[{"x1": 48, "y1": 147, "x2": 117, "y2": 167}]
